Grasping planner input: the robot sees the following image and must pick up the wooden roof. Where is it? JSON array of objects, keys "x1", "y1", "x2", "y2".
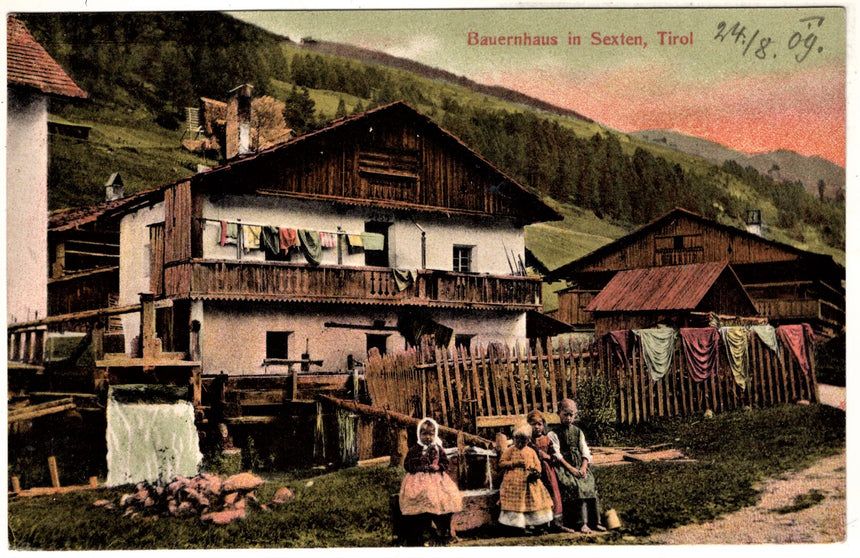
[
  {"x1": 7, "y1": 15, "x2": 87, "y2": 99},
  {"x1": 546, "y1": 207, "x2": 843, "y2": 281},
  {"x1": 586, "y1": 262, "x2": 756, "y2": 313},
  {"x1": 194, "y1": 101, "x2": 562, "y2": 224}
]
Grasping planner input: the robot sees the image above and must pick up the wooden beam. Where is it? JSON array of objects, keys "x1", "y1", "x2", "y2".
[
  {"x1": 8, "y1": 398, "x2": 76, "y2": 423},
  {"x1": 319, "y1": 395, "x2": 494, "y2": 448},
  {"x1": 8, "y1": 304, "x2": 141, "y2": 331}
]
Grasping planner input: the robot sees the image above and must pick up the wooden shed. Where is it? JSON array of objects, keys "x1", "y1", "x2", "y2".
[{"x1": 585, "y1": 262, "x2": 758, "y2": 337}]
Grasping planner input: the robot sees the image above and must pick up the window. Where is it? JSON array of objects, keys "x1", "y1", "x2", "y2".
[
  {"x1": 364, "y1": 221, "x2": 390, "y2": 267},
  {"x1": 455, "y1": 334, "x2": 475, "y2": 351},
  {"x1": 453, "y1": 245, "x2": 473, "y2": 272},
  {"x1": 266, "y1": 331, "x2": 291, "y2": 360},
  {"x1": 366, "y1": 334, "x2": 389, "y2": 357}
]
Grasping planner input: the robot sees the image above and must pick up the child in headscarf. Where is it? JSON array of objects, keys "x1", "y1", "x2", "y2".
[
  {"x1": 527, "y1": 409, "x2": 572, "y2": 533},
  {"x1": 498, "y1": 423, "x2": 554, "y2": 533},
  {"x1": 398, "y1": 417, "x2": 463, "y2": 545}
]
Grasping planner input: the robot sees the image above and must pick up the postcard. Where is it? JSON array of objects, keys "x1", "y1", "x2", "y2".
[{"x1": 4, "y1": 1, "x2": 850, "y2": 553}]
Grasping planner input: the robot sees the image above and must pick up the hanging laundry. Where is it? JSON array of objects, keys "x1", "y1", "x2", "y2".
[
  {"x1": 279, "y1": 227, "x2": 299, "y2": 252},
  {"x1": 633, "y1": 327, "x2": 677, "y2": 381},
  {"x1": 776, "y1": 324, "x2": 813, "y2": 377},
  {"x1": 749, "y1": 324, "x2": 779, "y2": 353},
  {"x1": 606, "y1": 330, "x2": 633, "y2": 370},
  {"x1": 298, "y1": 229, "x2": 323, "y2": 265},
  {"x1": 319, "y1": 231, "x2": 338, "y2": 249},
  {"x1": 347, "y1": 234, "x2": 364, "y2": 250},
  {"x1": 220, "y1": 221, "x2": 238, "y2": 246},
  {"x1": 392, "y1": 269, "x2": 415, "y2": 292},
  {"x1": 242, "y1": 225, "x2": 262, "y2": 251},
  {"x1": 260, "y1": 226, "x2": 280, "y2": 257},
  {"x1": 361, "y1": 232, "x2": 385, "y2": 251},
  {"x1": 719, "y1": 326, "x2": 750, "y2": 390},
  {"x1": 679, "y1": 328, "x2": 720, "y2": 383}
]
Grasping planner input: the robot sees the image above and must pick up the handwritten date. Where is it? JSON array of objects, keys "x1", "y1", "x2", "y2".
[{"x1": 714, "y1": 15, "x2": 825, "y2": 62}]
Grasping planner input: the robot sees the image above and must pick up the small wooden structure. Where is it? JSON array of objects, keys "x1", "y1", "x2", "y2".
[
  {"x1": 585, "y1": 262, "x2": 758, "y2": 337},
  {"x1": 95, "y1": 293, "x2": 201, "y2": 406}
]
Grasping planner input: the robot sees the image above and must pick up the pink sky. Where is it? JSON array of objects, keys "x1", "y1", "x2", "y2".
[{"x1": 485, "y1": 63, "x2": 846, "y2": 167}]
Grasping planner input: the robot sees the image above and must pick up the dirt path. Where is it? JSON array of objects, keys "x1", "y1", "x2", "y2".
[
  {"x1": 645, "y1": 387, "x2": 847, "y2": 545},
  {"x1": 643, "y1": 448, "x2": 846, "y2": 544}
]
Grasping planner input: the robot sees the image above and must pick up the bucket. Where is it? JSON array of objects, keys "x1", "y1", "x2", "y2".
[{"x1": 603, "y1": 508, "x2": 621, "y2": 530}]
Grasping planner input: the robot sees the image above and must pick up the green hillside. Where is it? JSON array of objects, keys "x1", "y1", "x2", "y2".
[{"x1": 23, "y1": 12, "x2": 844, "y2": 275}]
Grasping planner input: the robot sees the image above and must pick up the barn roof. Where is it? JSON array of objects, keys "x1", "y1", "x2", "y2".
[
  {"x1": 7, "y1": 15, "x2": 87, "y2": 99},
  {"x1": 546, "y1": 207, "x2": 843, "y2": 281},
  {"x1": 585, "y1": 262, "x2": 752, "y2": 313}
]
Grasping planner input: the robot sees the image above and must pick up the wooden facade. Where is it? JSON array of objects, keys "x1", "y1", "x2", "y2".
[
  {"x1": 199, "y1": 102, "x2": 558, "y2": 224},
  {"x1": 548, "y1": 208, "x2": 844, "y2": 339}
]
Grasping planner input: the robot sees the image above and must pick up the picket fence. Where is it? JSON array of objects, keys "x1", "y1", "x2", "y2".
[{"x1": 364, "y1": 332, "x2": 818, "y2": 430}]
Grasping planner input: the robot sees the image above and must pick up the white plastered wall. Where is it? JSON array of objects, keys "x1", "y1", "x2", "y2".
[
  {"x1": 6, "y1": 89, "x2": 48, "y2": 323},
  {"x1": 198, "y1": 302, "x2": 527, "y2": 375},
  {"x1": 201, "y1": 194, "x2": 524, "y2": 274},
  {"x1": 118, "y1": 202, "x2": 164, "y2": 353}
]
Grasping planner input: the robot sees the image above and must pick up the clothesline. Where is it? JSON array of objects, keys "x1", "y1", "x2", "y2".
[
  {"x1": 198, "y1": 217, "x2": 347, "y2": 237},
  {"x1": 608, "y1": 323, "x2": 813, "y2": 389}
]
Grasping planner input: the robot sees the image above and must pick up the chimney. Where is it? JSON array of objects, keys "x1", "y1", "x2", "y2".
[
  {"x1": 746, "y1": 209, "x2": 762, "y2": 237},
  {"x1": 225, "y1": 84, "x2": 253, "y2": 160},
  {"x1": 105, "y1": 173, "x2": 125, "y2": 201}
]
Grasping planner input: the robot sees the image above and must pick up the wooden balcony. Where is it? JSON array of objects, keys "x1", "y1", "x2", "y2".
[
  {"x1": 754, "y1": 298, "x2": 845, "y2": 327},
  {"x1": 162, "y1": 259, "x2": 541, "y2": 310}
]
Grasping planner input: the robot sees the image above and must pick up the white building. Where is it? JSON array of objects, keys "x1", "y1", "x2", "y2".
[
  {"x1": 6, "y1": 15, "x2": 87, "y2": 324},
  {"x1": 114, "y1": 101, "x2": 561, "y2": 375}
]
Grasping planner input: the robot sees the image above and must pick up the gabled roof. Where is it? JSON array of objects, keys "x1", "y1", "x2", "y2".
[
  {"x1": 7, "y1": 15, "x2": 87, "y2": 99},
  {"x1": 586, "y1": 262, "x2": 753, "y2": 313},
  {"x1": 546, "y1": 207, "x2": 842, "y2": 281},
  {"x1": 197, "y1": 101, "x2": 562, "y2": 223}
]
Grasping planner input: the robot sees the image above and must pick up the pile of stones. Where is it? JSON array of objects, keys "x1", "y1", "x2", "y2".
[{"x1": 93, "y1": 472, "x2": 294, "y2": 525}]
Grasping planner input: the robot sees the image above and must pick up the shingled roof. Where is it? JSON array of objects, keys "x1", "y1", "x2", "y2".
[
  {"x1": 585, "y1": 262, "x2": 755, "y2": 313},
  {"x1": 7, "y1": 15, "x2": 87, "y2": 99}
]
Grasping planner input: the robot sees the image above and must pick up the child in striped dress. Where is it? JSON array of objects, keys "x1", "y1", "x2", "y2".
[{"x1": 498, "y1": 424, "x2": 554, "y2": 533}]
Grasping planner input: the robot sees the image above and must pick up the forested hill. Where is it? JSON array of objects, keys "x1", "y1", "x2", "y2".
[
  {"x1": 19, "y1": 11, "x2": 845, "y2": 263},
  {"x1": 298, "y1": 39, "x2": 594, "y2": 123}
]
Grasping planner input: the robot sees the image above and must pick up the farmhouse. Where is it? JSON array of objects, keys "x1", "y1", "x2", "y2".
[
  {"x1": 546, "y1": 207, "x2": 844, "y2": 340},
  {"x1": 102, "y1": 99, "x2": 560, "y2": 376}
]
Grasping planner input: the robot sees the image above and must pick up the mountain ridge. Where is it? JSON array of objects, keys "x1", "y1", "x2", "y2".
[{"x1": 631, "y1": 129, "x2": 845, "y2": 200}]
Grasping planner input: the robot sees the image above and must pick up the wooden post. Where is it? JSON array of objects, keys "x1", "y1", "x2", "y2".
[
  {"x1": 89, "y1": 476, "x2": 98, "y2": 488},
  {"x1": 457, "y1": 431, "x2": 467, "y2": 489},
  {"x1": 390, "y1": 426, "x2": 409, "y2": 467},
  {"x1": 11, "y1": 476, "x2": 21, "y2": 493},
  {"x1": 48, "y1": 456, "x2": 60, "y2": 488}
]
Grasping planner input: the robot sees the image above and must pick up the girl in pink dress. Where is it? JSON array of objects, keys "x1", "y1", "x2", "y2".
[{"x1": 398, "y1": 418, "x2": 463, "y2": 545}]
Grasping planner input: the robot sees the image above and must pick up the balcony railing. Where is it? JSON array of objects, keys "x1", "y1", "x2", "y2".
[
  {"x1": 162, "y1": 259, "x2": 541, "y2": 310},
  {"x1": 755, "y1": 298, "x2": 845, "y2": 326}
]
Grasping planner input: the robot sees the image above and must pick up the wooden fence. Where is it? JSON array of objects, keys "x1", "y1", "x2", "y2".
[{"x1": 364, "y1": 332, "x2": 818, "y2": 431}]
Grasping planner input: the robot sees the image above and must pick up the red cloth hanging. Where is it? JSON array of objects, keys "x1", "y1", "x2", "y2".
[
  {"x1": 607, "y1": 330, "x2": 633, "y2": 369},
  {"x1": 279, "y1": 227, "x2": 298, "y2": 251},
  {"x1": 680, "y1": 327, "x2": 720, "y2": 382},
  {"x1": 777, "y1": 324, "x2": 813, "y2": 377}
]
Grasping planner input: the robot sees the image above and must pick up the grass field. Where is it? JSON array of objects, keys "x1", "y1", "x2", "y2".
[{"x1": 7, "y1": 402, "x2": 844, "y2": 549}]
